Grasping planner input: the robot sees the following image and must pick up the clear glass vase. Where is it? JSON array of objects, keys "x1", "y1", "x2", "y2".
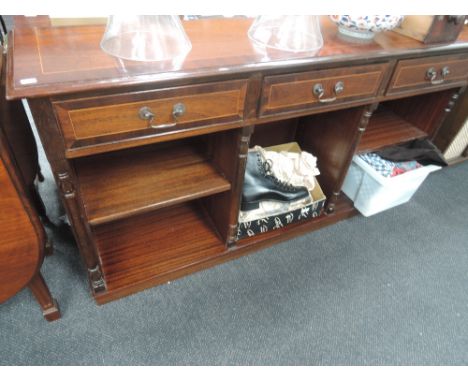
[
  {"x1": 100, "y1": 15, "x2": 192, "y2": 62},
  {"x1": 248, "y1": 16, "x2": 323, "y2": 54}
]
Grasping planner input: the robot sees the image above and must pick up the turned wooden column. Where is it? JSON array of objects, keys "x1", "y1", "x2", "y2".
[{"x1": 27, "y1": 99, "x2": 106, "y2": 294}]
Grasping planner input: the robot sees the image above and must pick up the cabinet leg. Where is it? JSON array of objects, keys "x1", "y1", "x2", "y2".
[
  {"x1": 326, "y1": 192, "x2": 341, "y2": 214},
  {"x1": 88, "y1": 265, "x2": 106, "y2": 293},
  {"x1": 28, "y1": 272, "x2": 61, "y2": 322}
]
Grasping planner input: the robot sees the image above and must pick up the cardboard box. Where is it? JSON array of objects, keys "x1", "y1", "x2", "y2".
[
  {"x1": 393, "y1": 16, "x2": 466, "y2": 44},
  {"x1": 237, "y1": 142, "x2": 326, "y2": 239},
  {"x1": 50, "y1": 17, "x2": 107, "y2": 27}
]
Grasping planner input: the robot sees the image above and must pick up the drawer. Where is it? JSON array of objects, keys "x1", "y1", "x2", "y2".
[
  {"x1": 53, "y1": 80, "x2": 248, "y2": 155},
  {"x1": 259, "y1": 63, "x2": 389, "y2": 117},
  {"x1": 387, "y1": 53, "x2": 468, "y2": 95}
]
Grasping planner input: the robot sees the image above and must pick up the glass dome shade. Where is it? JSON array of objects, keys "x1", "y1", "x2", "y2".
[
  {"x1": 248, "y1": 16, "x2": 323, "y2": 54},
  {"x1": 100, "y1": 15, "x2": 192, "y2": 62}
]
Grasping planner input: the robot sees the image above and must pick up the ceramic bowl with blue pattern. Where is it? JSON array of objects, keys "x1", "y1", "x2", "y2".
[{"x1": 329, "y1": 15, "x2": 404, "y2": 40}]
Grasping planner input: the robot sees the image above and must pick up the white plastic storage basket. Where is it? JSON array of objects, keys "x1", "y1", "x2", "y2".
[{"x1": 342, "y1": 155, "x2": 441, "y2": 217}]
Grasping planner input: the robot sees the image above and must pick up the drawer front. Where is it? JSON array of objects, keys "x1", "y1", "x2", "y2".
[
  {"x1": 387, "y1": 54, "x2": 468, "y2": 95},
  {"x1": 259, "y1": 63, "x2": 389, "y2": 116},
  {"x1": 54, "y1": 80, "x2": 248, "y2": 151}
]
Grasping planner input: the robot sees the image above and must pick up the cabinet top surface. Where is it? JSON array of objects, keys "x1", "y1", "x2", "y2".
[{"x1": 6, "y1": 16, "x2": 468, "y2": 99}]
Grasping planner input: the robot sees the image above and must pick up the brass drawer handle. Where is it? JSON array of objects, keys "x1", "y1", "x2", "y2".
[
  {"x1": 430, "y1": 79, "x2": 445, "y2": 85},
  {"x1": 426, "y1": 67, "x2": 445, "y2": 85},
  {"x1": 138, "y1": 103, "x2": 186, "y2": 129},
  {"x1": 334, "y1": 81, "x2": 345, "y2": 95},
  {"x1": 313, "y1": 82, "x2": 344, "y2": 103},
  {"x1": 441, "y1": 66, "x2": 450, "y2": 78}
]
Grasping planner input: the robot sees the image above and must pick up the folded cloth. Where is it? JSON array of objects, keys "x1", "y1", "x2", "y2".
[
  {"x1": 375, "y1": 138, "x2": 448, "y2": 167},
  {"x1": 360, "y1": 152, "x2": 422, "y2": 178},
  {"x1": 391, "y1": 160, "x2": 422, "y2": 176},
  {"x1": 254, "y1": 146, "x2": 320, "y2": 190},
  {"x1": 360, "y1": 153, "x2": 395, "y2": 177}
]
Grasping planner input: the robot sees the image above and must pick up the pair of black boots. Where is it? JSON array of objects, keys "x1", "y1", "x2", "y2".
[{"x1": 241, "y1": 151, "x2": 310, "y2": 211}]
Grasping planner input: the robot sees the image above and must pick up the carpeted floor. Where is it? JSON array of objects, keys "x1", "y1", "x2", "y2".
[{"x1": 1, "y1": 120, "x2": 467, "y2": 364}]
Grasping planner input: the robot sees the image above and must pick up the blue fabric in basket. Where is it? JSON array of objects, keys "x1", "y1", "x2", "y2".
[
  {"x1": 359, "y1": 153, "x2": 394, "y2": 177},
  {"x1": 359, "y1": 153, "x2": 422, "y2": 178}
]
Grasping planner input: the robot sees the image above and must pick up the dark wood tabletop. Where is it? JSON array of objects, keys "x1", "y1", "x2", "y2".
[{"x1": 6, "y1": 16, "x2": 468, "y2": 100}]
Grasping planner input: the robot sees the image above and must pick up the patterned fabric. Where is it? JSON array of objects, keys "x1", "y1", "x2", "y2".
[
  {"x1": 237, "y1": 198, "x2": 326, "y2": 239},
  {"x1": 392, "y1": 160, "x2": 422, "y2": 176},
  {"x1": 360, "y1": 153, "x2": 394, "y2": 177},
  {"x1": 359, "y1": 153, "x2": 422, "y2": 178},
  {"x1": 238, "y1": 193, "x2": 313, "y2": 223}
]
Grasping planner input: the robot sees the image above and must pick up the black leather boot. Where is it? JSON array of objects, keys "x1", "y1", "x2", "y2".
[{"x1": 241, "y1": 151, "x2": 310, "y2": 211}]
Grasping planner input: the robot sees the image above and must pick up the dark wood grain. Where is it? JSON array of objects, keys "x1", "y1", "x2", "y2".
[
  {"x1": 386, "y1": 88, "x2": 460, "y2": 138},
  {"x1": 386, "y1": 53, "x2": 468, "y2": 96},
  {"x1": 202, "y1": 126, "x2": 253, "y2": 245},
  {"x1": 28, "y1": 272, "x2": 61, "y2": 321},
  {"x1": 75, "y1": 141, "x2": 231, "y2": 226},
  {"x1": 0, "y1": 79, "x2": 39, "y2": 188},
  {"x1": 6, "y1": 17, "x2": 468, "y2": 100},
  {"x1": 64, "y1": 119, "x2": 248, "y2": 159},
  {"x1": 357, "y1": 107, "x2": 427, "y2": 153},
  {"x1": 0, "y1": 147, "x2": 41, "y2": 302},
  {"x1": 27, "y1": 98, "x2": 106, "y2": 293},
  {"x1": 0, "y1": 40, "x2": 46, "y2": 218},
  {"x1": 297, "y1": 107, "x2": 367, "y2": 204},
  {"x1": 93, "y1": 201, "x2": 226, "y2": 292},
  {"x1": 249, "y1": 119, "x2": 299, "y2": 148},
  {"x1": 0, "y1": 51, "x2": 60, "y2": 319},
  {"x1": 260, "y1": 63, "x2": 389, "y2": 117},
  {"x1": 53, "y1": 79, "x2": 248, "y2": 153},
  {"x1": 0, "y1": 134, "x2": 61, "y2": 320},
  {"x1": 0, "y1": 51, "x2": 41, "y2": 302}
]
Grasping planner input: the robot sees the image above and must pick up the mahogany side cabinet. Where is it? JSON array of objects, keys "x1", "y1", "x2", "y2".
[{"x1": 5, "y1": 16, "x2": 468, "y2": 304}]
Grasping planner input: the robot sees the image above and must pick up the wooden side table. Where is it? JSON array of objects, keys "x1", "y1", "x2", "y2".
[{"x1": 0, "y1": 50, "x2": 60, "y2": 322}]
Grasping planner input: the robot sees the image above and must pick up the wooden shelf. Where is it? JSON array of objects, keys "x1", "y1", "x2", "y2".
[
  {"x1": 93, "y1": 195, "x2": 358, "y2": 303},
  {"x1": 357, "y1": 108, "x2": 427, "y2": 154},
  {"x1": 94, "y1": 201, "x2": 226, "y2": 292},
  {"x1": 75, "y1": 144, "x2": 231, "y2": 226}
]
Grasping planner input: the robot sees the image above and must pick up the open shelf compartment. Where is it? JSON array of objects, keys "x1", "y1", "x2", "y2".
[
  {"x1": 74, "y1": 136, "x2": 231, "y2": 226},
  {"x1": 239, "y1": 106, "x2": 366, "y2": 240},
  {"x1": 358, "y1": 89, "x2": 458, "y2": 154},
  {"x1": 93, "y1": 200, "x2": 226, "y2": 292},
  {"x1": 357, "y1": 107, "x2": 427, "y2": 154}
]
